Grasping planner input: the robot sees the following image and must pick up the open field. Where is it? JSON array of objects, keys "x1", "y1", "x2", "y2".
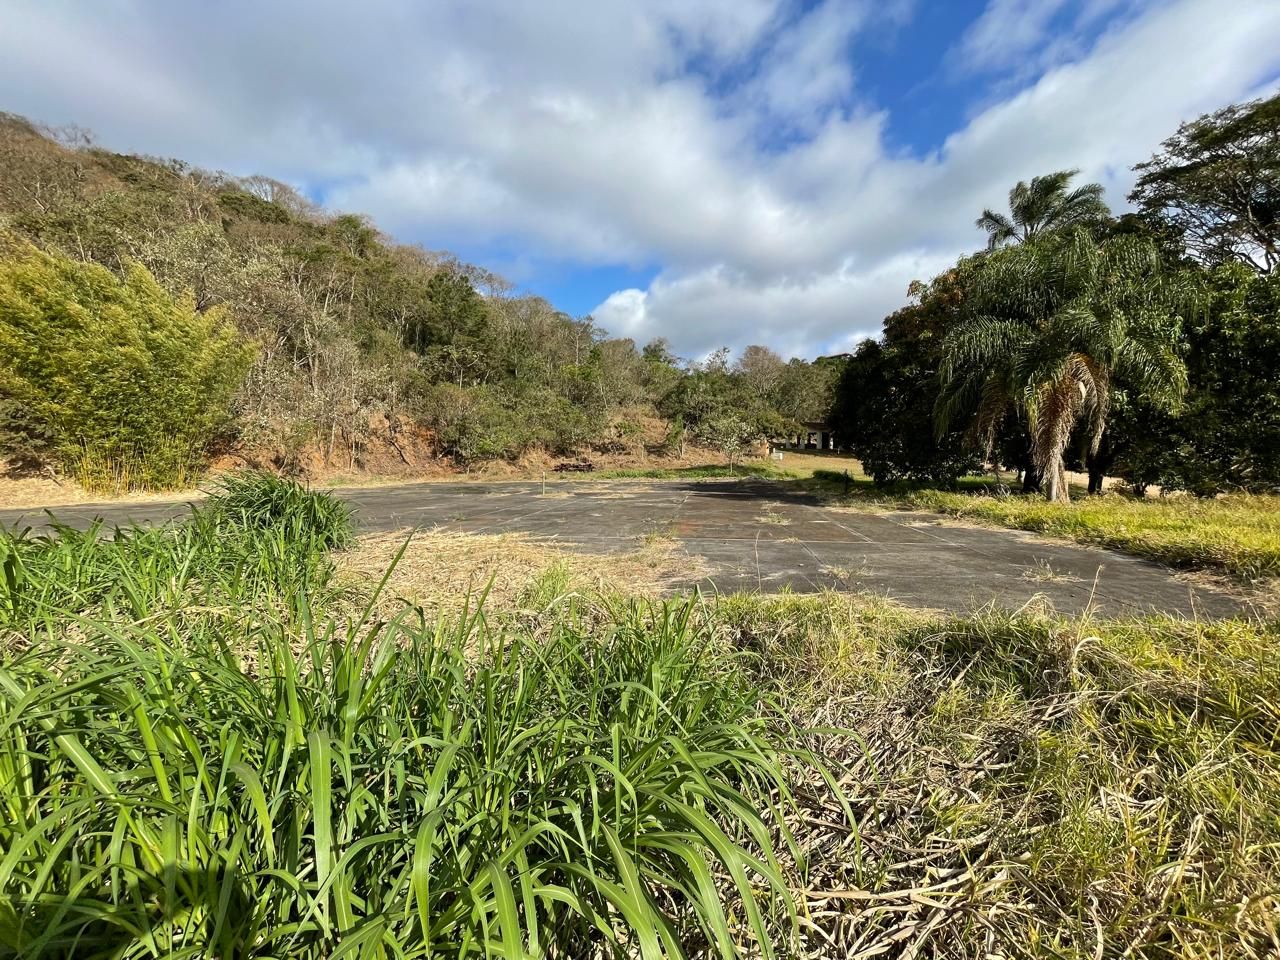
[{"x1": 1, "y1": 475, "x2": 1276, "y2": 958}]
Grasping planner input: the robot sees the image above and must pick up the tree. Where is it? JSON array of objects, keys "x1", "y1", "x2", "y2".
[
  {"x1": 693, "y1": 413, "x2": 758, "y2": 475},
  {"x1": 1110, "y1": 263, "x2": 1280, "y2": 494},
  {"x1": 830, "y1": 265, "x2": 980, "y2": 485},
  {"x1": 773, "y1": 357, "x2": 841, "y2": 426},
  {"x1": 1130, "y1": 91, "x2": 1280, "y2": 274},
  {"x1": 938, "y1": 229, "x2": 1191, "y2": 503},
  {"x1": 735, "y1": 345, "x2": 786, "y2": 399},
  {"x1": 831, "y1": 339, "x2": 978, "y2": 485},
  {"x1": 976, "y1": 170, "x2": 1110, "y2": 250},
  {"x1": 237, "y1": 174, "x2": 319, "y2": 220},
  {"x1": 0, "y1": 235, "x2": 253, "y2": 491}
]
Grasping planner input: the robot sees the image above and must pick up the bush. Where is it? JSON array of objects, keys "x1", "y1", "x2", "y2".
[
  {"x1": 204, "y1": 470, "x2": 354, "y2": 549},
  {"x1": 422, "y1": 383, "x2": 522, "y2": 462},
  {"x1": 0, "y1": 234, "x2": 253, "y2": 491},
  {"x1": 423, "y1": 383, "x2": 606, "y2": 463}
]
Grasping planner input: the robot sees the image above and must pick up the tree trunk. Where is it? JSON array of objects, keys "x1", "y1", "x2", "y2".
[
  {"x1": 1087, "y1": 465, "x2": 1105, "y2": 495},
  {"x1": 1085, "y1": 430, "x2": 1113, "y2": 495},
  {"x1": 1042, "y1": 452, "x2": 1070, "y2": 503}
]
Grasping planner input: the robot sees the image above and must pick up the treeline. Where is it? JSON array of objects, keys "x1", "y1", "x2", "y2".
[
  {"x1": 0, "y1": 113, "x2": 835, "y2": 491},
  {"x1": 831, "y1": 91, "x2": 1280, "y2": 500}
]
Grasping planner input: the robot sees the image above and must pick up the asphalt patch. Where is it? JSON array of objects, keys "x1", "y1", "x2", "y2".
[{"x1": 0, "y1": 479, "x2": 1244, "y2": 617}]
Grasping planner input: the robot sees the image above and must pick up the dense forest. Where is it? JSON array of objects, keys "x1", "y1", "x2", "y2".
[
  {"x1": 831, "y1": 90, "x2": 1280, "y2": 499},
  {"x1": 0, "y1": 113, "x2": 837, "y2": 491}
]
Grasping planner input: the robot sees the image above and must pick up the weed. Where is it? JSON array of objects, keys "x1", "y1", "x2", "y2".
[{"x1": 1020, "y1": 556, "x2": 1084, "y2": 582}]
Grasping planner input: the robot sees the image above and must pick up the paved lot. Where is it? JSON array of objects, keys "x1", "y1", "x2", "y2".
[{"x1": 0, "y1": 479, "x2": 1243, "y2": 617}]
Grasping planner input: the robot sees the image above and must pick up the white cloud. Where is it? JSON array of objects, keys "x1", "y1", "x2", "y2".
[
  {"x1": 595, "y1": 250, "x2": 955, "y2": 359},
  {"x1": 0, "y1": 0, "x2": 1277, "y2": 359},
  {"x1": 957, "y1": 0, "x2": 1076, "y2": 73}
]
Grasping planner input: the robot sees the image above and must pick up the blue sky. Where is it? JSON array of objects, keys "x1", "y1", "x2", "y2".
[{"x1": 2, "y1": 0, "x2": 1279, "y2": 356}]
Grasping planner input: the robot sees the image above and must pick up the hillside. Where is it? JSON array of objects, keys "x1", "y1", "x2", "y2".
[{"x1": 0, "y1": 113, "x2": 838, "y2": 494}]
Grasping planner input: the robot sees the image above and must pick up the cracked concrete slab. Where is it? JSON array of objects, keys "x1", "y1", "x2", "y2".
[{"x1": 0, "y1": 478, "x2": 1245, "y2": 618}]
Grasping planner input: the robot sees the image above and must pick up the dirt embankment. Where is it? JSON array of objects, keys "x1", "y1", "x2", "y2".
[{"x1": 0, "y1": 413, "x2": 734, "y2": 509}]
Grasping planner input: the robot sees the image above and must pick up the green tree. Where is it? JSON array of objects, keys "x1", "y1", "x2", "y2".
[
  {"x1": 1111, "y1": 263, "x2": 1280, "y2": 494},
  {"x1": 830, "y1": 266, "x2": 980, "y2": 484},
  {"x1": 976, "y1": 170, "x2": 1110, "y2": 250},
  {"x1": 938, "y1": 229, "x2": 1191, "y2": 502},
  {"x1": 0, "y1": 235, "x2": 253, "y2": 491},
  {"x1": 1131, "y1": 91, "x2": 1280, "y2": 274},
  {"x1": 693, "y1": 413, "x2": 758, "y2": 475}
]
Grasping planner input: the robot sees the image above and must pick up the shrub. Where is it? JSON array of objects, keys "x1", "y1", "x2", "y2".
[
  {"x1": 830, "y1": 339, "x2": 979, "y2": 485},
  {"x1": 0, "y1": 233, "x2": 253, "y2": 492},
  {"x1": 422, "y1": 382, "x2": 521, "y2": 463},
  {"x1": 204, "y1": 470, "x2": 354, "y2": 549}
]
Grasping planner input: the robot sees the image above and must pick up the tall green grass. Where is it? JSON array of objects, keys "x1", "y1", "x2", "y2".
[
  {"x1": 207, "y1": 471, "x2": 354, "y2": 550},
  {"x1": 0, "y1": 601, "x2": 801, "y2": 957},
  {"x1": 0, "y1": 474, "x2": 807, "y2": 958},
  {"x1": 0, "y1": 473, "x2": 353, "y2": 629}
]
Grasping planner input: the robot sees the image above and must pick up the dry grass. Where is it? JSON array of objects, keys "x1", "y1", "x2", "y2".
[
  {"x1": 757, "y1": 502, "x2": 792, "y2": 525},
  {"x1": 713, "y1": 592, "x2": 1280, "y2": 959},
  {"x1": 1020, "y1": 557, "x2": 1083, "y2": 583},
  {"x1": 338, "y1": 527, "x2": 708, "y2": 615},
  {"x1": 0, "y1": 463, "x2": 206, "y2": 510}
]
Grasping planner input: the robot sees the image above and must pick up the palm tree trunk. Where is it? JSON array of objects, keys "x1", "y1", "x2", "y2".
[
  {"x1": 1043, "y1": 455, "x2": 1070, "y2": 503},
  {"x1": 1033, "y1": 381, "x2": 1078, "y2": 504}
]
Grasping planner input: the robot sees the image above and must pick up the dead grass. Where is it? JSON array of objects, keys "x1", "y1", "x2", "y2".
[
  {"x1": 756, "y1": 502, "x2": 791, "y2": 525},
  {"x1": 1020, "y1": 557, "x2": 1083, "y2": 583},
  {"x1": 0, "y1": 464, "x2": 206, "y2": 510},
  {"x1": 338, "y1": 527, "x2": 708, "y2": 616},
  {"x1": 713, "y1": 592, "x2": 1280, "y2": 959}
]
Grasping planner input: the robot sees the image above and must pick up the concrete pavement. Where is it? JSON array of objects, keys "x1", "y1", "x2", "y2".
[{"x1": 0, "y1": 478, "x2": 1243, "y2": 617}]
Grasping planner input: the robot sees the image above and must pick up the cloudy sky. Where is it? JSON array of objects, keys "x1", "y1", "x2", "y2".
[{"x1": 2, "y1": 0, "x2": 1279, "y2": 359}]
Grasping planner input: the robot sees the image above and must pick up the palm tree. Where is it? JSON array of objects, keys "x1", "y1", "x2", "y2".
[
  {"x1": 937, "y1": 229, "x2": 1191, "y2": 502},
  {"x1": 976, "y1": 170, "x2": 1111, "y2": 250}
]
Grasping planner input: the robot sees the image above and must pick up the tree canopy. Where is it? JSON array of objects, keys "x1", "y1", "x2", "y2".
[
  {"x1": 1131, "y1": 91, "x2": 1280, "y2": 274},
  {"x1": 976, "y1": 170, "x2": 1109, "y2": 250},
  {"x1": 0, "y1": 113, "x2": 839, "y2": 483},
  {"x1": 833, "y1": 89, "x2": 1280, "y2": 500}
]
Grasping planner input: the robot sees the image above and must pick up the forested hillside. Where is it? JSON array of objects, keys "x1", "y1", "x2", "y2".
[{"x1": 0, "y1": 113, "x2": 837, "y2": 492}]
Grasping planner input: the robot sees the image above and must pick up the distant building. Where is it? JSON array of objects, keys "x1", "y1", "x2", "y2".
[{"x1": 780, "y1": 420, "x2": 838, "y2": 452}]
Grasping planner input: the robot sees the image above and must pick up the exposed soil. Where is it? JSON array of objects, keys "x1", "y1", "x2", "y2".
[{"x1": 0, "y1": 413, "x2": 737, "y2": 509}]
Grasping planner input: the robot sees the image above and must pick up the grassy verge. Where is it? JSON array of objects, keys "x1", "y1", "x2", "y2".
[
  {"x1": 906, "y1": 487, "x2": 1278, "y2": 580},
  {"x1": 2, "y1": 474, "x2": 1277, "y2": 957},
  {"x1": 802, "y1": 468, "x2": 1280, "y2": 581},
  {"x1": 717, "y1": 593, "x2": 1279, "y2": 958}
]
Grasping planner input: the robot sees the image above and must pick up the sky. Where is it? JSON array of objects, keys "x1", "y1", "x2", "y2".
[{"x1": 1, "y1": 0, "x2": 1278, "y2": 360}]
